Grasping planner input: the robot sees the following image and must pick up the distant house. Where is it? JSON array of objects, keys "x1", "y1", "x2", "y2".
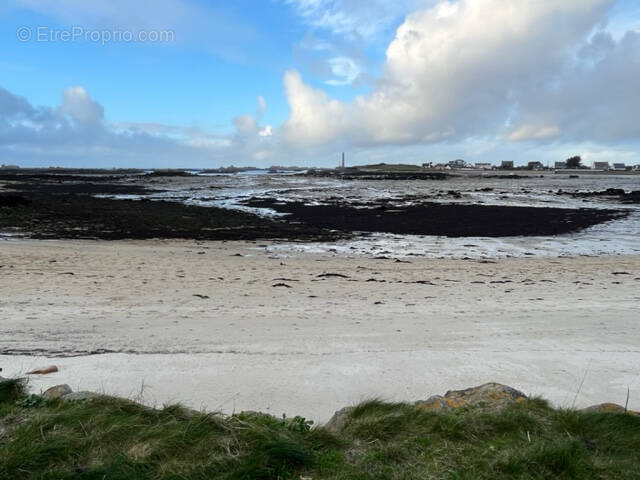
[
  {"x1": 612, "y1": 163, "x2": 626, "y2": 170},
  {"x1": 554, "y1": 161, "x2": 567, "y2": 169},
  {"x1": 474, "y1": 163, "x2": 493, "y2": 170},
  {"x1": 527, "y1": 161, "x2": 544, "y2": 170},
  {"x1": 422, "y1": 162, "x2": 433, "y2": 169},
  {"x1": 448, "y1": 159, "x2": 468, "y2": 169},
  {"x1": 593, "y1": 162, "x2": 611, "y2": 170},
  {"x1": 500, "y1": 160, "x2": 514, "y2": 169}
]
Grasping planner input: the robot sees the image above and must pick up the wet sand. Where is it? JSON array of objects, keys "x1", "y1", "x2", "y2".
[{"x1": 1, "y1": 239, "x2": 639, "y2": 421}]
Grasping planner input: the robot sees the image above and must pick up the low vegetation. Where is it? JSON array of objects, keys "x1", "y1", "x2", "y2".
[{"x1": 1, "y1": 379, "x2": 639, "y2": 479}]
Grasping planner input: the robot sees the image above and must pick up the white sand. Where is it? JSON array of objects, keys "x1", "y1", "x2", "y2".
[{"x1": 1, "y1": 239, "x2": 639, "y2": 421}]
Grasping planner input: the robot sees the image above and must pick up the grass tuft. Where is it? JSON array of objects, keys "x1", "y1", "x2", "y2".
[
  {"x1": 1, "y1": 381, "x2": 639, "y2": 479},
  {"x1": 0, "y1": 378, "x2": 27, "y2": 405}
]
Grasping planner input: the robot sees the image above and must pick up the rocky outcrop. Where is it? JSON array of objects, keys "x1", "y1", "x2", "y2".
[
  {"x1": 325, "y1": 383, "x2": 529, "y2": 432},
  {"x1": 415, "y1": 383, "x2": 527, "y2": 412}
]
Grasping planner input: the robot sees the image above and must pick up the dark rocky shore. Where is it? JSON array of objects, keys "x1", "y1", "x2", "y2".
[
  {"x1": 242, "y1": 197, "x2": 628, "y2": 237},
  {"x1": 0, "y1": 172, "x2": 630, "y2": 240},
  {"x1": 0, "y1": 174, "x2": 340, "y2": 241},
  {"x1": 557, "y1": 187, "x2": 640, "y2": 204}
]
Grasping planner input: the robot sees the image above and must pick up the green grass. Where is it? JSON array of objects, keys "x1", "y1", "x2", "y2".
[{"x1": 1, "y1": 380, "x2": 639, "y2": 479}]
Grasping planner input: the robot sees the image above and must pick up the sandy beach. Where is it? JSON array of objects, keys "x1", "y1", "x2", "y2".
[{"x1": 1, "y1": 239, "x2": 639, "y2": 421}]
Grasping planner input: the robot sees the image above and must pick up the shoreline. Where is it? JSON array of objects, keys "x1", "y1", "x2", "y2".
[
  {"x1": 2, "y1": 238, "x2": 639, "y2": 421},
  {"x1": 2, "y1": 172, "x2": 636, "y2": 242}
]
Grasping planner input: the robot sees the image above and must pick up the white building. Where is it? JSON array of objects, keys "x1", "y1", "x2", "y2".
[
  {"x1": 474, "y1": 163, "x2": 493, "y2": 170},
  {"x1": 593, "y1": 162, "x2": 611, "y2": 170}
]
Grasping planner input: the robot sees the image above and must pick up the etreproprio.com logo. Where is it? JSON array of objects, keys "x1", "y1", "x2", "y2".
[{"x1": 17, "y1": 26, "x2": 175, "y2": 45}]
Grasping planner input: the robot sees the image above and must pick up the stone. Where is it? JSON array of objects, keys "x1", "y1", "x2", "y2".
[
  {"x1": 42, "y1": 384, "x2": 72, "y2": 400},
  {"x1": 61, "y1": 391, "x2": 101, "y2": 401},
  {"x1": 415, "y1": 395, "x2": 450, "y2": 412},
  {"x1": 325, "y1": 406, "x2": 354, "y2": 433},
  {"x1": 415, "y1": 382, "x2": 527, "y2": 412},
  {"x1": 582, "y1": 403, "x2": 639, "y2": 415}
]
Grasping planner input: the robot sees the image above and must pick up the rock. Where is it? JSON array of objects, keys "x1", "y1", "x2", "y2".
[
  {"x1": 26, "y1": 365, "x2": 58, "y2": 375},
  {"x1": 325, "y1": 406, "x2": 354, "y2": 433},
  {"x1": 61, "y1": 391, "x2": 101, "y2": 401},
  {"x1": 415, "y1": 395, "x2": 451, "y2": 412},
  {"x1": 415, "y1": 382, "x2": 527, "y2": 412},
  {"x1": 582, "y1": 403, "x2": 639, "y2": 415},
  {"x1": 42, "y1": 384, "x2": 72, "y2": 400}
]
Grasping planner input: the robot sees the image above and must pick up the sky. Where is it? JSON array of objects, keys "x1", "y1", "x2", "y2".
[{"x1": 1, "y1": 0, "x2": 639, "y2": 168}]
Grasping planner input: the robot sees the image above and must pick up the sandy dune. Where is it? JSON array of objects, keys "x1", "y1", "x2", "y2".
[{"x1": 1, "y1": 239, "x2": 639, "y2": 421}]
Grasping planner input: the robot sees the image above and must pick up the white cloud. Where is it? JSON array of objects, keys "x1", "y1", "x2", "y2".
[
  {"x1": 282, "y1": 0, "x2": 640, "y2": 149},
  {"x1": 233, "y1": 115, "x2": 258, "y2": 136},
  {"x1": 259, "y1": 125, "x2": 273, "y2": 137},
  {"x1": 511, "y1": 29, "x2": 640, "y2": 143},
  {"x1": 284, "y1": 0, "x2": 421, "y2": 39},
  {"x1": 282, "y1": 70, "x2": 346, "y2": 145},
  {"x1": 0, "y1": 85, "x2": 282, "y2": 167},
  {"x1": 325, "y1": 56, "x2": 361, "y2": 85},
  {"x1": 2, "y1": 82, "x2": 639, "y2": 168},
  {"x1": 508, "y1": 125, "x2": 561, "y2": 142},
  {"x1": 233, "y1": 97, "x2": 273, "y2": 140},
  {"x1": 58, "y1": 86, "x2": 104, "y2": 127}
]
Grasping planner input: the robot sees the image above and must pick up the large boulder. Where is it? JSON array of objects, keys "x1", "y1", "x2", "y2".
[
  {"x1": 415, "y1": 382, "x2": 527, "y2": 412},
  {"x1": 43, "y1": 384, "x2": 72, "y2": 400}
]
